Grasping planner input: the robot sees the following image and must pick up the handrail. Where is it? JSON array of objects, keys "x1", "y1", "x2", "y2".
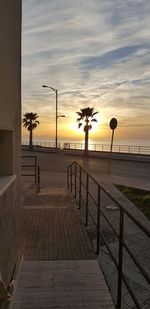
[
  {"x1": 67, "y1": 161, "x2": 150, "y2": 309},
  {"x1": 21, "y1": 155, "x2": 40, "y2": 192},
  {"x1": 21, "y1": 155, "x2": 37, "y2": 184},
  {"x1": 67, "y1": 161, "x2": 150, "y2": 237}
]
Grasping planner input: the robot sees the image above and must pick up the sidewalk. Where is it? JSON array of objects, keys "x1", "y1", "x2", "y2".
[
  {"x1": 93, "y1": 174, "x2": 150, "y2": 191},
  {"x1": 11, "y1": 187, "x2": 115, "y2": 309}
]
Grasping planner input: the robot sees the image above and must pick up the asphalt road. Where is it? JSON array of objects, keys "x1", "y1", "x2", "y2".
[{"x1": 22, "y1": 150, "x2": 150, "y2": 189}]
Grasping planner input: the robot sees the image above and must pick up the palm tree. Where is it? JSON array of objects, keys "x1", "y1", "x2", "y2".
[
  {"x1": 76, "y1": 107, "x2": 98, "y2": 155},
  {"x1": 23, "y1": 112, "x2": 39, "y2": 149}
]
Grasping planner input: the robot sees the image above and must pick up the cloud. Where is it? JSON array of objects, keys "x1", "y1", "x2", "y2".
[
  {"x1": 81, "y1": 45, "x2": 144, "y2": 69},
  {"x1": 22, "y1": 0, "x2": 150, "y2": 139}
]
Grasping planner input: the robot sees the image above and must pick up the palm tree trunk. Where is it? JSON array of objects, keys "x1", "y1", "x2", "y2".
[
  {"x1": 84, "y1": 128, "x2": 89, "y2": 155},
  {"x1": 29, "y1": 128, "x2": 32, "y2": 149}
]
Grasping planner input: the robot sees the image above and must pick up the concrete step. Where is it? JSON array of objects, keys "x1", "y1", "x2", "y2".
[{"x1": 11, "y1": 260, "x2": 115, "y2": 309}]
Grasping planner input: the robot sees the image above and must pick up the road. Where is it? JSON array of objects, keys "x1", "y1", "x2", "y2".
[{"x1": 22, "y1": 149, "x2": 150, "y2": 190}]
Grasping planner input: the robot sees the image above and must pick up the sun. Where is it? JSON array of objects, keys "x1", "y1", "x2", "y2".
[{"x1": 63, "y1": 112, "x2": 104, "y2": 138}]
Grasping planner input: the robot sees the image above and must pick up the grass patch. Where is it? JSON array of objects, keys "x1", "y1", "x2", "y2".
[{"x1": 116, "y1": 185, "x2": 150, "y2": 220}]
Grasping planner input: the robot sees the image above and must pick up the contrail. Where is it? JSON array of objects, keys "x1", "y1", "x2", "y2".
[
  {"x1": 91, "y1": 71, "x2": 150, "y2": 102},
  {"x1": 98, "y1": 81, "x2": 129, "y2": 100},
  {"x1": 60, "y1": 71, "x2": 150, "y2": 99}
]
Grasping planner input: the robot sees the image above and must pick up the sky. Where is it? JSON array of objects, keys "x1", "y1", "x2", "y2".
[{"x1": 22, "y1": 0, "x2": 150, "y2": 143}]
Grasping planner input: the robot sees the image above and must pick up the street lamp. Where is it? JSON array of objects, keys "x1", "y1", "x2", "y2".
[
  {"x1": 57, "y1": 115, "x2": 66, "y2": 119},
  {"x1": 42, "y1": 84, "x2": 58, "y2": 149}
]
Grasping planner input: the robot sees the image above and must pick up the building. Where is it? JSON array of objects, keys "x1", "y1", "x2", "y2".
[{"x1": 0, "y1": 0, "x2": 22, "y2": 303}]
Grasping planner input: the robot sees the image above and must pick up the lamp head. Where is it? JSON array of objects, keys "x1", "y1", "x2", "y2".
[
  {"x1": 57, "y1": 114, "x2": 66, "y2": 119},
  {"x1": 42, "y1": 85, "x2": 57, "y2": 92}
]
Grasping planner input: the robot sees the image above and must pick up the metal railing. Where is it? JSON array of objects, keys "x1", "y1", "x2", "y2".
[
  {"x1": 21, "y1": 155, "x2": 40, "y2": 192},
  {"x1": 64, "y1": 142, "x2": 150, "y2": 155},
  {"x1": 67, "y1": 161, "x2": 150, "y2": 309},
  {"x1": 22, "y1": 140, "x2": 60, "y2": 149},
  {"x1": 22, "y1": 140, "x2": 150, "y2": 155}
]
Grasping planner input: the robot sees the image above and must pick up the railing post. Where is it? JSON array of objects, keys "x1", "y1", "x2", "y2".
[
  {"x1": 67, "y1": 166, "x2": 69, "y2": 189},
  {"x1": 117, "y1": 208, "x2": 124, "y2": 308},
  {"x1": 74, "y1": 162, "x2": 77, "y2": 198},
  {"x1": 70, "y1": 164, "x2": 72, "y2": 193},
  {"x1": 85, "y1": 174, "x2": 89, "y2": 226},
  {"x1": 35, "y1": 156, "x2": 37, "y2": 184},
  {"x1": 36, "y1": 165, "x2": 40, "y2": 193},
  {"x1": 79, "y1": 166, "x2": 82, "y2": 209},
  {"x1": 96, "y1": 186, "x2": 101, "y2": 255}
]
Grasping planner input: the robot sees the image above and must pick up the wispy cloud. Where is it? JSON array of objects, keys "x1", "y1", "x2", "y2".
[{"x1": 22, "y1": 0, "x2": 150, "y2": 139}]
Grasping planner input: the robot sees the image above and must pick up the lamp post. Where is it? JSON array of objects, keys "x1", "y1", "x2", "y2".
[
  {"x1": 57, "y1": 115, "x2": 66, "y2": 148},
  {"x1": 42, "y1": 84, "x2": 58, "y2": 149}
]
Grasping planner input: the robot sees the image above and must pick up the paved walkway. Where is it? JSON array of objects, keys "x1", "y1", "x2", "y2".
[
  {"x1": 22, "y1": 189, "x2": 95, "y2": 261},
  {"x1": 18, "y1": 150, "x2": 150, "y2": 308},
  {"x1": 11, "y1": 187, "x2": 115, "y2": 309}
]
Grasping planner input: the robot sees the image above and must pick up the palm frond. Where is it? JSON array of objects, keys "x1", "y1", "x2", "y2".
[
  {"x1": 91, "y1": 119, "x2": 97, "y2": 122},
  {"x1": 76, "y1": 112, "x2": 83, "y2": 119},
  {"x1": 92, "y1": 111, "x2": 99, "y2": 116},
  {"x1": 23, "y1": 122, "x2": 30, "y2": 128},
  {"x1": 32, "y1": 123, "x2": 38, "y2": 130}
]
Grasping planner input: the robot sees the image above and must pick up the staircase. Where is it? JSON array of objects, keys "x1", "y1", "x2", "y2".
[{"x1": 10, "y1": 187, "x2": 115, "y2": 309}]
